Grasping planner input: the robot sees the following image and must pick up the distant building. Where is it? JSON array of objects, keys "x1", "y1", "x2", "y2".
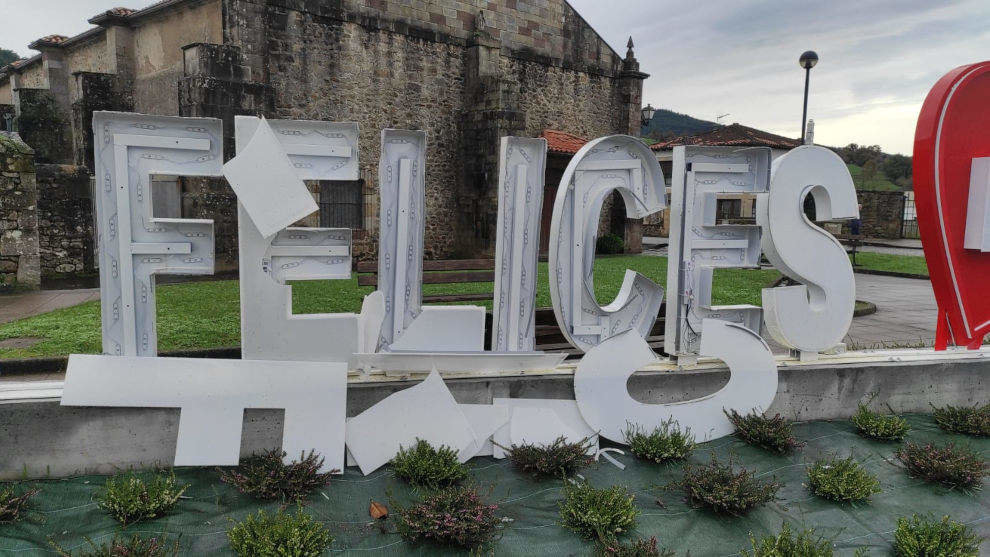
[{"x1": 0, "y1": 0, "x2": 649, "y2": 286}]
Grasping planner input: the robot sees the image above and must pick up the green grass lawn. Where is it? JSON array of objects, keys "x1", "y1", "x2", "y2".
[
  {"x1": 851, "y1": 252, "x2": 928, "y2": 276},
  {"x1": 847, "y1": 163, "x2": 901, "y2": 191},
  {"x1": 0, "y1": 256, "x2": 780, "y2": 360}
]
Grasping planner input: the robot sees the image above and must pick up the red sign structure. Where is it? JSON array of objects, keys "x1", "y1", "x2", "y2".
[{"x1": 914, "y1": 61, "x2": 990, "y2": 350}]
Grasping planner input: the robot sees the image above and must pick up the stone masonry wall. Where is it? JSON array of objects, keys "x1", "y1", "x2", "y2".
[
  {"x1": 223, "y1": 0, "x2": 630, "y2": 259},
  {"x1": 855, "y1": 190, "x2": 906, "y2": 239},
  {"x1": 35, "y1": 164, "x2": 95, "y2": 278},
  {"x1": 0, "y1": 133, "x2": 40, "y2": 288}
]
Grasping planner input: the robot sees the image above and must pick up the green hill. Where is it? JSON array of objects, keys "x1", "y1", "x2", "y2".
[
  {"x1": 642, "y1": 108, "x2": 719, "y2": 140},
  {"x1": 847, "y1": 163, "x2": 900, "y2": 191}
]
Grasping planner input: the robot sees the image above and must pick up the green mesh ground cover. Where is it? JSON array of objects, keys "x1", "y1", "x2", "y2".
[{"x1": 1, "y1": 415, "x2": 986, "y2": 555}]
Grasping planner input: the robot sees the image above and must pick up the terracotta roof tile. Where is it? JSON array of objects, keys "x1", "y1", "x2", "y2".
[
  {"x1": 107, "y1": 7, "x2": 136, "y2": 16},
  {"x1": 28, "y1": 34, "x2": 69, "y2": 50},
  {"x1": 650, "y1": 123, "x2": 801, "y2": 151},
  {"x1": 541, "y1": 129, "x2": 588, "y2": 155}
]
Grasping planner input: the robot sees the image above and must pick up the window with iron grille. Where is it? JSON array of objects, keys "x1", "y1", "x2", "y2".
[{"x1": 319, "y1": 180, "x2": 363, "y2": 229}]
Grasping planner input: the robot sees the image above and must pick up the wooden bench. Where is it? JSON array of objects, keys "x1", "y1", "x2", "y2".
[
  {"x1": 355, "y1": 258, "x2": 666, "y2": 356},
  {"x1": 355, "y1": 259, "x2": 496, "y2": 303}
]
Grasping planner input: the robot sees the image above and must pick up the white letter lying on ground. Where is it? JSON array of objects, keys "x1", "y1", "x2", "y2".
[
  {"x1": 92, "y1": 112, "x2": 223, "y2": 357},
  {"x1": 491, "y1": 398, "x2": 598, "y2": 459},
  {"x1": 574, "y1": 320, "x2": 777, "y2": 443},
  {"x1": 759, "y1": 145, "x2": 858, "y2": 354},
  {"x1": 458, "y1": 404, "x2": 512, "y2": 461},
  {"x1": 60, "y1": 354, "x2": 347, "y2": 472},
  {"x1": 345, "y1": 370, "x2": 477, "y2": 475}
]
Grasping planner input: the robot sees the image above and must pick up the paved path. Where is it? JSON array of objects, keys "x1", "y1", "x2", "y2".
[
  {"x1": 0, "y1": 288, "x2": 99, "y2": 325},
  {"x1": 845, "y1": 274, "x2": 936, "y2": 348}
]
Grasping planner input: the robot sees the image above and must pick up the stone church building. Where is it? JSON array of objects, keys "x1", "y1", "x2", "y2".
[{"x1": 0, "y1": 0, "x2": 648, "y2": 284}]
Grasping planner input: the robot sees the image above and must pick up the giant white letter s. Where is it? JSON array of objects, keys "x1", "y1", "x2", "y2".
[{"x1": 759, "y1": 145, "x2": 858, "y2": 354}]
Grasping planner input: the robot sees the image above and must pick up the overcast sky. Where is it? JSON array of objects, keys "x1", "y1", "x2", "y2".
[{"x1": 5, "y1": 0, "x2": 988, "y2": 155}]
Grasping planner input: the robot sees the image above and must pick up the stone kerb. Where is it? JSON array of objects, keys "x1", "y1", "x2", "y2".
[{"x1": 0, "y1": 131, "x2": 40, "y2": 289}]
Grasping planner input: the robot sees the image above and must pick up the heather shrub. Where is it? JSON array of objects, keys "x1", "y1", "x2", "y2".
[
  {"x1": 97, "y1": 472, "x2": 187, "y2": 526},
  {"x1": 932, "y1": 403, "x2": 990, "y2": 437},
  {"x1": 227, "y1": 508, "x2": 332, "y2": 557},
  {"x1": 597, "y1": 233, "x2": 624, "y2": 254},
  {"x1": 559, "y1": 480, "x2": 639, "y2": 544},
  {"x1": 0, "y1": 483, "x2": 38, "y2": 524},
  {"x1": 742, "y1": 524, "x2": 833, "y2": 557},
  {"x1": 52, "y1": 534, "x2": 180, "y2": 557},
  {"x1": 391, "y1": 439, "x2": 468, "y2": 490},
  {"x1": 395, "y1": 486, "x2": 503, "y2": 550},
  {"x1": 679, "y1": 453, "x2": 780, "y2": 516},
  {"x1": 624, "y1": 419, "x2": 695, "y2": 464},
  {"x1": 598, "y1": 536, "x2": 674, "y2": 557},
  {"x1": 725, "y1": 410, "x2": 803, "y2": 454},
  {"x1": 504, "y1": 435, "x2": 593, "y2": 479},
  {"x1": 219, "y1": 449, "x2": 333, "y2": 502},
  {"x1": 893, "y1": 514, "x2": 982, "y2": 556},
  {"x1": 806, "y1": 455, "x2": 881, "y2": 503},
  {"x1": 896, "y1": 441, "x2": 987, "y2": 490},
  {"x1": 851, "y1": 403, "x2": 909, "y2": 441}
]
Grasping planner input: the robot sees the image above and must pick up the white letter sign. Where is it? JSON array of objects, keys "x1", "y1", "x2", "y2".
[
  {"x1": 759, "y1": 145, "x2": 858, "y2": 354},
  {"x1": 234, "y1": 116, "x2": 362, "y2": 364},
  {"x1": 548, "y1": 135, "x2": 666, "y2": 352},
  {"x1": 664, "y1": 146, "x2": 770, "y2": 360},
  {"x1": 93, "y1": 112, "x2": 222, "y2": 356},
  {"x1": 492, "y1": 137, "x2": 547, "y2": 351}
]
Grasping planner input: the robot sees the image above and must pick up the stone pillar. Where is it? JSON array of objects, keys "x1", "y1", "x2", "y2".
[
  {"x1": 460, "y1": 12, "x2": 526, "y2": 256},
  {"x1": 0, "y1": 132, "x2": 40, "y2": 289},
  {"x1": 618, "y1": 37, "x2": 649, "y2": 137},
  {"x1": 617, "y1": 37, "x2": 650, "y2": 253},
  {"x1": 179, "y1": 42, "x2": 273, "y2": 159},
  {"x1": 178, "y1": 43, "x2": 273, "y2": 271},
  {"x1": 71, "y1": 72, "x2": 134, "y2": 170},
  {"x1": 27, "y1": 36, "x2": 73, "y2": 164}
]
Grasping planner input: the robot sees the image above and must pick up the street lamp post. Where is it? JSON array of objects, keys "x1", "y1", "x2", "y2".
[
  {"x1": 641, "y1": 103, "x2": 656, "y2": 128},
  {"x1": 799, "y1": 51, "x2": 818, "y2": 142}
]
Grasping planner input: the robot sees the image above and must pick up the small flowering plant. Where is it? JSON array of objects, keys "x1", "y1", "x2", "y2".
[
  {"x1": 806, "y1": 454, "x2": 882, "y2": 503},
  {"x1": 97, "y1": 472, "x2": 187, "y2": 526},
  {"x1": 503, "y1": 435, "x2": 594, "y2": 480},
  {"x1": 0, "y1": 483, "x2": 38, "y2": 524},
  {"x1": 896, "y1": 441, "x2": 987, "y2": 490},
  {"x1": 725, "y1": 410, "x2": 804, "y2": 455},
  {"x1": 678, "y1": 453, "x2": 780, "y2": 516},
  {"x1": 219, "y1": 449, "x2": 334, "y2": 503},
  {"x1": 395, "y1": 486, "x2": 504, "y2": 550},
  {"x1": 932, "y1": 403, "x2": 990, "y2": 437}
]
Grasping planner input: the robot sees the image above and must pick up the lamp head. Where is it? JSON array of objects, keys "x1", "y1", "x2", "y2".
[{"x1": 799, "y1": 51, "x2": 819, "y2": 70}]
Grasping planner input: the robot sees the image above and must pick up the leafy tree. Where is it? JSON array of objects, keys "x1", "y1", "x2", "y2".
[
  {"x1": 882, "y1": 154, "x2": 912, "y2": 181},
  {"x1": 0, "y1": 49, "x2": 20, "y2": 67},
  {"x1": 862, "y1": 159, "x2": 878, "y2": 182}
]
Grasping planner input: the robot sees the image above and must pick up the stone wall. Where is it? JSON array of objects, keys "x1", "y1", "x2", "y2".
[
  {"x1": 856, "y1": 190, "x2": 906, "y2": 239},
  {"x1": 13, "y1": 89, "x2": 69, "y2": 164},
  {"x1": 223, "y1": 0, "x2": 634, "y2": 258},
  {"x1": 35, "y1": 164, "x2": 95, "y2": 278},
  {"x1": 0, "y1": 133, "x2": 40, "y2": 289}
]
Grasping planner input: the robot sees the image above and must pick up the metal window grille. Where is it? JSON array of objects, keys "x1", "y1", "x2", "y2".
[{"x1": 319, "y1": 180, "x2": 363, "y2": 229}]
